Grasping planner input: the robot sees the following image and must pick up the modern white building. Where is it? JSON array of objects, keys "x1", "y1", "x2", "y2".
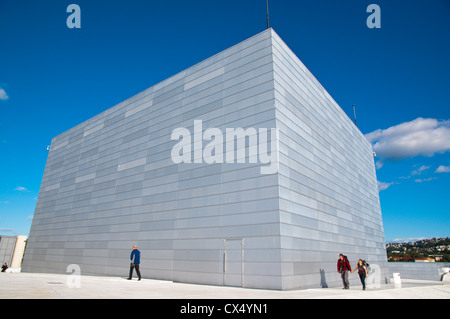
[{"x1": 22, "y1": 29, "x2": 388, "y2": 290}]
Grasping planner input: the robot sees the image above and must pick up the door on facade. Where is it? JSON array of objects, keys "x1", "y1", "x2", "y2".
[{"x1": 223, "y1": 239, "x2": 244, "y2": 287}]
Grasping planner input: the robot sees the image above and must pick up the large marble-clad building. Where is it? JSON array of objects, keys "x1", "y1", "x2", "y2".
[{"x1": 22, "y1": 29, "x2": 388, "y2": 290}]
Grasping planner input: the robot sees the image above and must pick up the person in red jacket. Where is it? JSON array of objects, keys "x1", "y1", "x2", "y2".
[{"x1": 337, "y1": 254, "x2": 352, "y2": 289}]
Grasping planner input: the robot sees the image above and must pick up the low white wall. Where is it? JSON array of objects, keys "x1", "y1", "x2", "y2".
[
  {"x1": 388, "y1": 262, "x2": 450, "y2": 281},
  {"x1": 4, "y1": 268, "x2": 21, "y2": 273}
]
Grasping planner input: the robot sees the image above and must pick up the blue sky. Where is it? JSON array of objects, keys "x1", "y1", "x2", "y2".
[{"x1": 0, "y1": 0, "x2": 449, "y2": 242}]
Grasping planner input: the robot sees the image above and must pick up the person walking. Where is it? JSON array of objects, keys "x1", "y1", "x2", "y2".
[
  {"x1": 128, "y1": 245, "x2": 141, "y2": 281},
  {"x1": 351, "y1": 259, "x2": 368, "y2": 290},
  {"x1": 337, "y1": 253, "x2": 352, "y2": 289}
]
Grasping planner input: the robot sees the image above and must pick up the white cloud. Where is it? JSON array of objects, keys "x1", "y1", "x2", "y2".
[
  {"x1": 389, "y1": 237, "x2": 432, "y2": 243},
  {"x1": 375, "y1": 161, "x2": 385, "y2": 170},
  {"x1": 14, "y1": 186, "x2": 28, "y2": 191},
  {"x1": 414, "y1": 177, "x2": 437, "y2": 183},
  {"x1": 366, "y1": 118, "x2": 450, "y2": 166},
  {"x1": 0, "y1": 88, "x2": 8, "y2": 100},
  {"x1": 378, "y1": 181, "x2": 394, "y2": 191},
  {"x1": 436, "y1": 165, "x2": 450, "y2": 173},
  {"x1": 411, "y1": 165, "x2": 430, "y2": 175}
]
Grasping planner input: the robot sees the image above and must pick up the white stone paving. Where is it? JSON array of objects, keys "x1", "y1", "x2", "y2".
[{"x1": 0, "y1": 272, "x2": 449, "y2": 299}]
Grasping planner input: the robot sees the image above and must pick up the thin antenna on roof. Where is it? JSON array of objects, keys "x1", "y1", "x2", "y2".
[
  {"x1": 352, "y1": 104, "x2": 357, "y2": 127},
  {"x1": 266, "y1": 0, "x2": 270, "y2": 29}
]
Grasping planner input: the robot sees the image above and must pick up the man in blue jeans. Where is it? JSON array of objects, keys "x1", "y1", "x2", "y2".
[
  {"x1": 128, "y1": 245, "x2": 141, "y2": 281},
  {"x1": 337, "y1": 253, "x2": 352, "y2": 289}
]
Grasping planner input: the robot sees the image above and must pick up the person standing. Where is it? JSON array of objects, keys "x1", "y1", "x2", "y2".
[
  {"x1": 351, "y1": 259, "x2": 368, "y2": 290},
  {"x1": 128, "y1": 245, "x2": 141, "y2": 281},
  {"x1": 337, "y1": 254, "x2": 352, "y2": 289},
  {"x1": 1, "y1": 263, "x2": 8, "y2": 272}
]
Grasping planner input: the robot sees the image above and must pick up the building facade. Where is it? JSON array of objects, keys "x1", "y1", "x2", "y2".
[
  {"x1": 22, "y1": 29, "x2": 388, "y2": 290},
  {"x1": 0, "y1": 235, "x2": 27, "y2": 271}
]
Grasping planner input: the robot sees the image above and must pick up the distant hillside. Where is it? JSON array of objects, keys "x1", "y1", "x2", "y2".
[{"x1": 386, "y1": 237, "x2": 450, "y2": 262}]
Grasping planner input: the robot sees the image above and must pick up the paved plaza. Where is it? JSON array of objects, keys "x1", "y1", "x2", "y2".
[{"x1": 0, "y1": 272, "x2": 449, "y2": 299}]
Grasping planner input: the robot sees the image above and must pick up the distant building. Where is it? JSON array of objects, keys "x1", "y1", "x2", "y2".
[
  {"x1": 415, "y1": 257, "x2": 435, "y2": 263},
  {"x1": 389, "y1": 256, "x2": 413, "y2": 262},
  {"x1": 429, "y1": 255, "x2": 444, "y2": 262},
  {"x1": 0, "y1": 235, "x2": 27, "y2": 271}
]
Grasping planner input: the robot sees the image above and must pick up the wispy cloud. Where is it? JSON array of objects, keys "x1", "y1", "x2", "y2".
[
  {"x1": 0, "y1": 228, "x2": 17, "y2": 235},
  {"x1": 414, "y1": 177, "x2": 437, "y2": 183},
  {"x1": 14, "y1": 186, "x2": 28, "y2": 192},
  {"x1": 375, "y1": 161, "x2": 385, "y2": 170},
  {"x1": 411, "y1": 165, "x2": 430, "y2": 175},
  {"x1": 378, "y1": 181, "x2": 394, "y2": 191},
  {"x1": 436, "y1": 165, "x2": 450, "y2": 173},
  {"x1": 366, "y1": 118, "x2": 450, "y2": 168},
  {"x1": 0, "y1": 87, "x2": 9, "y2": 100},
  {"x1": 388, "y1": 237, "x2": 433, "y2": 243},
  {"x1": 399, "y1": 165, "x2": 436, "y2": 181}
]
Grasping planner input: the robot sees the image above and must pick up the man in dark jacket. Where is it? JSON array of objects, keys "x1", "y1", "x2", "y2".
[
  {"x1": 337, "y1": 254, "x2": 352, "y2": 289},
  {"x1": 128, "y1": 245, "x2": 141, "y2": 281}
]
